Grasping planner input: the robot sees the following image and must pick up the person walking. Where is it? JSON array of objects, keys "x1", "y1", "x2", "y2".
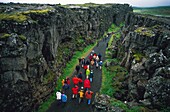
[
  {"x1": 56, "y1": 90, "x2": 62, "y2": 105},
  {"x1": 83, "y1": 64, "x2": 88, "y2": 74},
  {"x1": 72, "y1": 75, "x2": 82, "y2": 86},
  {"x1": 75, "y1": 64, "x2": 80, "y2": 74},
  {"x1": 85, "y1": 90, "x2": 93, "y2": 105},
  {"x1": 84, "y1": 78, "x2": 90, "y2": 92},
  {"x1": 81, "y1": 58, "x2": 86, "y2": 67},
  {"x1": 66, "y1": 77, "x2": 70, "y2": 89},
  {"x1": 99, "y1": 61, "x2": 103, "y2": 69},
  {"x1": 89, "y1": 70, "x2": 94, "y2": 83},
  {"x1": 77, "y1": 72, "x2": 83, "y2": 86},
  {"x1": 72, "y1": 85, "x2": 79, "y2": 99},
  {"x1": 86, "y1": 68, "x2": 90, "y2": 79},
  {"x1": 61, "y1": 92, "x2": 67, "y2": 106},
  {"x1": 78, "y1": 87, "x2": 84, "y2": 103},
  {"x1": 98, "y1": 53, "x2": 102, "y2": 61}
]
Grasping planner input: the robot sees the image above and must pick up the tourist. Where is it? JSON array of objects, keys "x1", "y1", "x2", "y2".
[{"x1": 85, "y1": 90, "x2": 93, "y2": 105}]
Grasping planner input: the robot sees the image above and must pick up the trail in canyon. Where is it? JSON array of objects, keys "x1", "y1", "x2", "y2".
[{"x1": 47, "y1": 37, "x2": 110, "y2": 112}]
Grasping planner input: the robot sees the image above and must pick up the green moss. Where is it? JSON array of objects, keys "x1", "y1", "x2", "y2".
[
  {"x1": 0, "y1": 13, "x2": 27, "y2": 22},
  {"x1": 18, "y1": 35, "x2": 26, "y2": 41},
  {"x1": 133, "y1": 53, "x2": 144, "y2": 62},
  {"x1": 22, "y1": 8, "x2": 53, "y2": 15},
  {"x1": 0, "y1": 33, "x2": 11, "y2": 39},
  {"x1": 0, "y1": 8, "x2": 54, "y2": 23},
  {"x1": 135, "y1": 27, "x2": 155, "y2": 37}
]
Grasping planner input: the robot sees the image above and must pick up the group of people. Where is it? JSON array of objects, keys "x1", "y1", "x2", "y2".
[{"x1": 56, "y1": 50, "x2": 103, "y2": 106}]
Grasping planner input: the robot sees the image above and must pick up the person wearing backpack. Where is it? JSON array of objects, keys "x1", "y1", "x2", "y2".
[
  {"x1": 61, "y1": 92, "x2": 67, "y2": 106},
  {"x1": 85, "y1": 90, "x2": 93, "y2": 105}
]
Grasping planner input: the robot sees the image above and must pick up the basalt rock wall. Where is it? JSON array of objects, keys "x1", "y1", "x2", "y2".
[
  {"x1": 116, "y1": 13, "x2": 170, "y2": 109},
  {"x1": 0, "y1": 3, "x2": 132, "y2": 112}
]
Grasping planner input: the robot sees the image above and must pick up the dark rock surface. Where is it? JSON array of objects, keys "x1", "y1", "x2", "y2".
[
  {"x1": 93, "y1": 94, "x2": 125, "y2": 112},
  {"x1": 115, "y1": 13, "x2": 170, "y2": 110},
  {"x1": 0, "y1": 3, "x2": 132, "y2": 112}
]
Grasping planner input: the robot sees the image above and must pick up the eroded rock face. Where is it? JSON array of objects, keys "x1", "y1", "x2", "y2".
[
  {"x1": 115, "y1": 13, "x2": 170, "y2": 109},
  {"x1": 0, "y1": 3, "x2": 132, "y2": 112},
  {"x1": 93, "y1": 94, "x2": 125, "y2": 112}
]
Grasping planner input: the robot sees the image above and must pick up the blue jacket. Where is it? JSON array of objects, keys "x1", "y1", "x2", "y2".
[{"x1": 61, "y1": 94, "x2": 67, "y2": 102}]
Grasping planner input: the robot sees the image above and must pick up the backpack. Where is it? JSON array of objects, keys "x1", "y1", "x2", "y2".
[{"x1": 61, "y1": 94, "x2": 67, "y2": 102}]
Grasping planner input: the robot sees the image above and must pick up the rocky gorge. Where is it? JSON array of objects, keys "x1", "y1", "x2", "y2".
[
  {"x1": 0, "y1": 3, "x2": 132, "y2": 112},
  {"x1": 93, "y1": 12, "x2": 170, "y2": 111}
]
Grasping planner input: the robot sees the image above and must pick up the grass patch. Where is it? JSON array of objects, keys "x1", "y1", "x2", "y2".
[
  {"x1": 0, "y1": 13, "x2": 28, "y2": 22},
  {"x1": 0, "y1": 8, "x2": 54, "y2": 23},
  {"x1": 135, "y1": 27, "x2": 155, "y2": 37},
  {"x1": 100, "y1": 22, "x2": 143, "y2": 112},
  {"x1": 22, "y1": 8, "x2": 53, "y2": 15}
]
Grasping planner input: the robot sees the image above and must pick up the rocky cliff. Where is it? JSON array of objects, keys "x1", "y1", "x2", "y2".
[
  {"x1": 0, "y1": 3, "x2": 132, "y2": 112},
  {"x1": 114, "y1": 13, "x2": 170, "y2": 110}
]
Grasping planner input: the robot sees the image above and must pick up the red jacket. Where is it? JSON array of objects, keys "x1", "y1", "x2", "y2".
[
  {"x1": 83, "y1": 65, "x2": 88, "y2": 70},
  {"x1": 72, "y1": 86, "x2": 79, "y2": 94},
  {"x1": 84, "y1": 79, "x2": 90, "y2": 88},
  {"x1": 89, "y1": 55, "x2": 93, "y2": 61},
  {"x1": 67, "y1": 79, "x2": 70, "y2": 85},
  {"x1": 72, "y1": 77, "x2": 82, "y2": 85},
  {"x1": 85, "y1": 91, "x2": 93, "y2": 99}
]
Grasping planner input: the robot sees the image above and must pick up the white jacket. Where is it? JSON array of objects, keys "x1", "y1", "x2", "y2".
[{"x1": 56, "y1": 91, "x2": 61, "y2": 100}]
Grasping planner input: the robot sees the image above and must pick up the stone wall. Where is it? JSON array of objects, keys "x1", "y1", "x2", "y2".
[
  {"x1": 0, "y1": 3, "x2": 132, "y2": 112},
  {"x1": 115, "y1": 13, "x2": 170, "y2": 109}
]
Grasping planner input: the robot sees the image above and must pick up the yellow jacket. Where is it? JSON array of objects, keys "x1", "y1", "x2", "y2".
[{"x1": 79, "y1": 90, "x2": 84, "y2": 98}]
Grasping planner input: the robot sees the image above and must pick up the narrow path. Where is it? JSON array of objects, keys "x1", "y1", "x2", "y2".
[{"x1": 47, "y1": 37, "x2": 110, "y2": 112}]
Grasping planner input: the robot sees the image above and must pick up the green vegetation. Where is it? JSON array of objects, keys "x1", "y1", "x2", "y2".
[
  {"x1": 0, "y1": 33, "x2": 11, "y2": 39},
  {"x1": 38, "y1": 43, "x2": 96, "y2": 112},
  {"x1": 22, "y1": 8, "x2": 53, "y2": 15},
  {"x1": 105, "y1": 23, "x2": 123, "y2": 59},
  {"x1": 0, "y1": 33, "x2": 26, "y2": 40},
  {"x1": 0, "y1": 8, "x2": 54, "y2": 22},
  {"x1": 133, "y1": 6, "x2": 170, "y2": 17},
  {"x1": 133, "y1": 53, "x2": 145, "y2": 62},
  {"x1": 135, "y1": 27, "x2": 155, "y2": 37},
  {"x1": 108, "y1": 24, "x2": 121, "y2": 33},
  {"x1": 101, "y1": 23, "x2": 144, "y2": 111},
  {"x1": 18, "y1": 35, "x2": 26, "y2": 40},
  {"x1": 0, "y1": 13, "x2": 27, "y2": 22}
]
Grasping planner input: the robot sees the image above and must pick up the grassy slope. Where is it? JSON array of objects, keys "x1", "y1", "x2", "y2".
[{"x1": 133, "y1": 6, "x2": 170, "y2": 17}]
